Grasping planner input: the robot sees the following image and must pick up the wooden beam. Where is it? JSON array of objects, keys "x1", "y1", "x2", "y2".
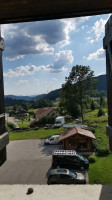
[
  {"x1": 103, "y1": 15, "x2": 112, "y2": 152},
  {"x1": 0, "y1": 0, "x2": 112, "y2": 24},
  {"x1": 103, "y1": 27, "x2": 112, "y2": 49},
  {"x1": 0, "y1": 132, "x2": 9, "y2": 151}
]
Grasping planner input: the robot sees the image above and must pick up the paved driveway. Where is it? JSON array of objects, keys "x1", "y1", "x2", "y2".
[
  {"x1": 0, "y1": 140, "x2": 63, "y2": 184},
  {"x1": 5, "y1": 113, "x2": 19, "y2": 128}
]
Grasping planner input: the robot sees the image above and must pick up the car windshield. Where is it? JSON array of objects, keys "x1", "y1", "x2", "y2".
[
  {"x1": 57, "y1": 169, "x2": 67, "y2": 173},
  {"x1": 69, "y1": 172, "x2": 77, "y2": 179},
  {"x1": 76, "y1": 154, "x2": 85, "y2": 161},
  {"x1": 56, "y1": 121, "x2": 61, "y2": 124}
]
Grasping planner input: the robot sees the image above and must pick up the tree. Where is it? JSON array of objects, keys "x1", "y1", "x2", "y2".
[
  {"x1": 91, "y1": 100, "x2": 95, "y2": 111},
  {"x1": 60, "y1": 65, "x2": 97, "y2": 121},
  {"x1": 97, "y1": 108, "x2": 105, "y2": 117},
  {"x1": 21, "y1": 102, "x2": 29, "y2": 111},
  {"x1": 100, "y1": 96, "x2": 106, "y2": 107}
]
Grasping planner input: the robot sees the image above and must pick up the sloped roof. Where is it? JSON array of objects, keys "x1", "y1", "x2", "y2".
[
  {"x1": 60, "y1": 126, "x2": 96, "y2": 141},
  {"x1": 36, "y1": 107, "x2": 55, "y2": 119},
  {"x1": 30, "y1": 107, "x2": 55, "y2": 127},
  {"x1": 0, "y1": 0, "x2": 112, "y2": 24},
  {"x1": 36, "y1": 108, "x2": 45, "y2": 119}
]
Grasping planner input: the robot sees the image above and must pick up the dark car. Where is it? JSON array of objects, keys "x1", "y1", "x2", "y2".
[
  {"x1": 47, "y1": 168, "x2": 86, "y2": 185},
  {"x1": 52, "y1": 150, "x2": 89, "y2": 170}
]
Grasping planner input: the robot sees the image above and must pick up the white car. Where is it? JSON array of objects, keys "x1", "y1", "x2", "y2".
[{"x1": 44, "y1": 135, "x2": 60, "y2": 145}]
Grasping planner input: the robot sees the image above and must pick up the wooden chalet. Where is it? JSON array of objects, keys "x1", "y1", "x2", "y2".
[
  {"x1": 30, "y1": 107, "x2": 57, "y2": 127},
  {"x1": 60, "y1": 127, "x2": 96, "y2": 152},
  {"x1": 15, "y1": 106, "x2": 27, "y2": 119}
]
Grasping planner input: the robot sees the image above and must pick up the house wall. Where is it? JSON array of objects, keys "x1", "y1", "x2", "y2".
[{"x1": 64, "y1": 135, "x2": 94, "y2": 152}]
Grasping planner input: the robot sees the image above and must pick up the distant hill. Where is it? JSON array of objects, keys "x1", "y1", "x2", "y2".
[
  {"x1": 5, "y1": 98, "x2": 27, "y2": 107},
  {"x1": 5, "y1": 95, "x2": 34, "y2": 101},
  {"x1": 33, "y1": 94, "x2": 47, "y2": 101},
  {"x1": 94, "y1": 74, "x2": 107, "y2": 91},
  {"x1": 33, "y1": 88, "x2": 62, "y2": 101},
  {"x1": 5, "y1": 74, "x2": 107, "y2": 106}
]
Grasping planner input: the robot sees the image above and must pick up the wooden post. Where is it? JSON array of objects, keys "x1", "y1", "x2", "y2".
[
  {"x1": 0, "y1": 26, "x2": 9, "y2": 166},
  {"x1": 103, "y1": 15, "x2": 112, "y2": 152}
]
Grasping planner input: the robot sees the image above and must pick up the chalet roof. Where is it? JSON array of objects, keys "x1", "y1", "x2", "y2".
[
  {"x1": 36, "y1": 107, "x2": 55, "y2": 119},
  {"x1": 60, "y1": 126, "x2": 96, "y2": 141},
  {"x1": 0, "y1": 0, "x2": 112, "y2": 24},
  {"x1": 36, "y1": 108, "x2": 45, "y2": 118}
]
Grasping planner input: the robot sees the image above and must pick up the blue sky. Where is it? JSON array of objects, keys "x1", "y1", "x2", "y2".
[{"x1": 1, "y1": 14, "x2": 110, "y2": 96}]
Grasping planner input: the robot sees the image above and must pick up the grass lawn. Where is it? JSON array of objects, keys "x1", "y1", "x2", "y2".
[
  {"x1": 9, "y1": 127, "x2": 66, "y2": 141},
  {"x1": 88, "y1": 154, "x2": 112, "y2": 184},
  {"x1": 84, "y1": 109, "x2": 109, "y2": 149},
  {"x1": 28, "y1": 108, "x2": 38, "y2": 113},
  {"x1": 17, "y1": 122, "x2": 30, "y2": 128}
]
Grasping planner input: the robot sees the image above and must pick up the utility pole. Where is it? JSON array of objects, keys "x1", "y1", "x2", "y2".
[{"x1": 0, "y1": 25, "x2": 9, "y2": 166}]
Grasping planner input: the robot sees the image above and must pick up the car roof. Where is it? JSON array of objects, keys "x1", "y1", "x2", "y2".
[
  {"x1": 51, "y1": 135, "x2": 60, "y2": 137},
  {"x1": 52, "y1": 150, "x2": 77, "y2": 156},
  {"x1": 49, "y1": 168, "x2": 69, "y2": 175}
]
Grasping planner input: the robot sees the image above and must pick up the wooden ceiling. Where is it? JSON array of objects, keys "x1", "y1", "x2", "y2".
[{"x1": 0, "y1": 0, "x2": 112, "y2": 24}]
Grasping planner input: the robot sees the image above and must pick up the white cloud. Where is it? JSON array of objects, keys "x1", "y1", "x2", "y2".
[
  {"x1": 4, "y1": 50, "x2": 74, "y2": 77},
  {"x1": 49, "y1": 50, "x2": 73, "y2": 72},
  {"x1": 52, "y1": 78, "x2": 58, "y2": 81},
  {"x1": 92, "y1": 18, "x2": 107, "y2": 41},
  {"x1": 90, "y1": 39, "x2": 94, "y2": 44},
  {"x1": 60, "y1": 16, "x2": 90, "y2": 47},
  {"x1": 86, "y1": 37, "x2": 94, "y2": 44},
  {"x1": 86, "y1": 18, "x2": 107, "y2": 44},
  {"x1": 4, "y1": 69, "x2": 24, "y2": 78},
  {"x1": 87, "y1": 47, "x2": 105, "y2": 61},
  {"x1": 1, "y1": 16, "x2": 90, "y2": 60},
  {"x1": 19, "y1": 80, "x2": 28, "y2": 83},
  {"x1": 81, "y1": 25, "x2": 88, "y2": 30},
  {"x1": 54, "y1": 50, "x2": 73, "y2": 66},
  {"x1": 34, "y1": 79, "x2": 39, "y2": 85},
  {"x1": 83, "y1": 56, "x2": 86, "y2": 59}
]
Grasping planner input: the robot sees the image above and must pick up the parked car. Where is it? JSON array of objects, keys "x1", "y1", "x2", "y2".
[
  {"x1": 44, "y1": 135, "x2": 61, "y2": 145},
  {"x1": 44, "y1": 124, "x2": 54, "y2": 129},
  {"x1": 47, "y1": 168, "x2": 86, "y2": 185},
  {"x1": 54, "y1": 116, "x2": 65, "y2": 128},
  {"x1": 52, "y1": 150, "x2": 89, "y2": 170}
]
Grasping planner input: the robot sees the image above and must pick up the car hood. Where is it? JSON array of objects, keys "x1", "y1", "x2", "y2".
[
  {"x1": 45, "y1": 139, "x2": 49, "y2": 142},
  {"x1": 76, "y1": 173, "x2": 85, "y2": 180}
]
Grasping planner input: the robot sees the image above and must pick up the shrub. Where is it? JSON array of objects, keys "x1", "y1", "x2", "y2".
[
  {"x1": 5, "y1": 125, "x2": 10, "y2": 132},
  {"x1": 90, "y1": 127, "x2": 95, "y2": 133},
  {"x1": 9, "y1": 110, "x2": 15, "y2": 117},
  {"x1": 96, "y1": 148, "x2": 110, "y2": 157},
  {"x1": 28, "y1": 111, "x2": 35, "y2": 118},
  {"x1": 88, "y1": 155, "x2": 96, "y2": 163},
  {"x1": 97, "y1": 108, "x2": 105, "y2": 117},
  {"x1": 93, "y1": 140, "x2": 110, "y2": 157},
  {"x1": 7, "y1": 122, "x2": 16, "y2": 130}
]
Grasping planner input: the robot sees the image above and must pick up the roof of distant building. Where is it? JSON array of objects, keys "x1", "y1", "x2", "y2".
[{"x1": 36, "y1": 107, "x2": 55, "y2": 119}]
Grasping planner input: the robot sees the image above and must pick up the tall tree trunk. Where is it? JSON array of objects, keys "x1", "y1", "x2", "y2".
[{"x1": 80, "y1": 93, "x2": 83, "y2": 123}]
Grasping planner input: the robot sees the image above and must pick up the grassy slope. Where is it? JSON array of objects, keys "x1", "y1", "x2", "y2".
[
  {"x1": 17, "y1": 123, "x2": 30, "y2": 128},
  {"x1": 9, "y1": 127, "x2": 65, "y2": 141},
  {"x1": 84, "y1": 108, "x2": 112, "y2": 184},
  {"x1": 84, "y1": 108, "x2": 108, "y2": 148},
  {"x1": 89, "y1": 154, "x2": 112, "y2": 184}
]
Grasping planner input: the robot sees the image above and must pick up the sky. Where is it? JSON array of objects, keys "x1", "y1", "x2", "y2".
[{"x1": 1, "y1": 13, "x2": 110, "y2": 96}]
